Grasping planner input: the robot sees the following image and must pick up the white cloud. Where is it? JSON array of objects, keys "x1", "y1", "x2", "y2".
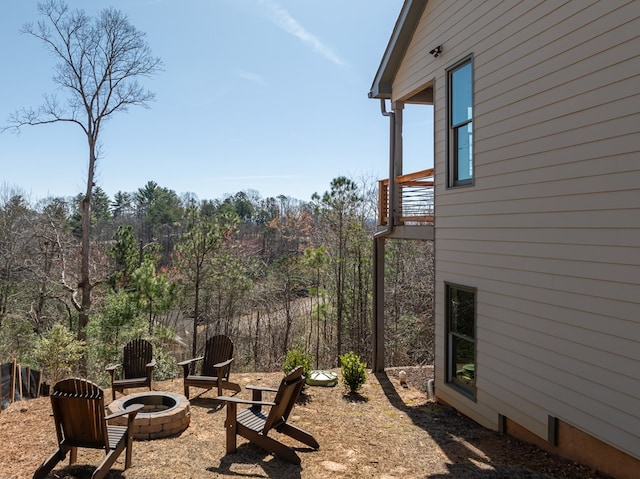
[
  {"x1": 259, "y1": 0, "x2": 345, "y2": 66},
  {"x1": 237, "y1": 70, "x2": 267, "y2": 85}
]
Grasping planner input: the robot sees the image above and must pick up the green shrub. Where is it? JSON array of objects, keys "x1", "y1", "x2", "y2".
[
  {"x1": 340, "y1": 351, "x2": 367, "y2": 393},
  {"x1": 34, "y1": 323, "x2": 86, "y2": 384},
  {"x1": 152, "y1": 344, "x2": 179, "y2": 381},
  {"x1": 282, "y1": 347, "x2": 313, "y2": 378},
  {"x1": 149, "y1": 326, "x2": 181, "y2": 381}
]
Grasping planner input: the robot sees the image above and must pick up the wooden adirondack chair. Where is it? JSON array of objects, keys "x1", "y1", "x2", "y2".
[
  {"x1": 33, "y1": 378, "x2": 143, "y2": 479},
  {"x1": 177, "y1": 334, "x2": 241, "y2": 399},
  {"x1": 218, "y1": 366, "x2": 319, "y2": 465},
  {"x1": 106, "y1": 338, "x2": 156, "y2": 401}
]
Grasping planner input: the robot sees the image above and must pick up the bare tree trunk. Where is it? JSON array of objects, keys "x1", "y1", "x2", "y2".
[
  {"x1": 193, "y1": 274, "x2": 200, "y2": 360},
  {"x1": 282, "y1": 277, "x2": 292, "y2": 358},
  {"x1": 253, "y1": 310, "x2": 260, "y2": 370},
  {"x1": 78, "y1": 145, "x2": 96, "y2": 374}
]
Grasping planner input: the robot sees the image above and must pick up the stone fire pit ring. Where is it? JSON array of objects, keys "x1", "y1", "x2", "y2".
[{"x1": 107, "y1": 391, "x2": 190, "y2": 440}]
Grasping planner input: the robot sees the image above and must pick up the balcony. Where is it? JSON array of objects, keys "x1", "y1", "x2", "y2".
[{"x1": 378, "y1": 168, "x2": 434, "y2": 227}]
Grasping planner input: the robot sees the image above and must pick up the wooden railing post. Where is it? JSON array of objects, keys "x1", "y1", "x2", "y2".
[
  {"x1": 377, "y1": 168, "x2": 434, "y2": 226},
  {"x1": 378, "y1": 179, "x2": 389, "y2": 225}
]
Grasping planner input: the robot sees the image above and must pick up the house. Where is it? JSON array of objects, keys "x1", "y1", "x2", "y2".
[{"x1": 369, "y1": 1, "x2": 640, "y2": 477}]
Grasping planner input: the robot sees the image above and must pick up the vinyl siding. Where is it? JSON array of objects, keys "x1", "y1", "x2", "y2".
[{"x1": 392, "y1": 0, "x2": 640, "y2": 460}]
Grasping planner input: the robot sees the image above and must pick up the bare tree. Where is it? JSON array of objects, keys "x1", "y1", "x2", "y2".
[{"x1": 3, "y1": 1, "x2": 162, "y2": 358}]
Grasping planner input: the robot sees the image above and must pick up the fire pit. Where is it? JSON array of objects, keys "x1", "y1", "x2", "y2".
[{"x1": 107, "y1": 391, "x2": 190, "y2": 440}]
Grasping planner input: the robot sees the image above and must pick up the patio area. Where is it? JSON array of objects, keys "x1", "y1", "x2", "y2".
[{"x1": 0, "y1": 367, "x2": 606, "y2": 478}]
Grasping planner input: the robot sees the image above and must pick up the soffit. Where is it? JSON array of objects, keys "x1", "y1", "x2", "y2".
[{"x1": 368, "y1": 0, "x2": 428, "y2": 100}]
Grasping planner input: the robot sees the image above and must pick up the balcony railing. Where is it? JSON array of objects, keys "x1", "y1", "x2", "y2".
[{"x1": 378, "y1": 168, "x2": 434, "y2": 226}]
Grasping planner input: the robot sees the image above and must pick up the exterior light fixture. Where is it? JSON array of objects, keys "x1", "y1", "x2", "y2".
[{"x1": 430, "y1": 45, "x2": 442, "y2": 58}]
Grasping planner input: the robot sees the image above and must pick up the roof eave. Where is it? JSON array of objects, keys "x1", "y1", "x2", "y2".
[{"x1": 368, "y1": 0, "x2": 428, "y2": 100}]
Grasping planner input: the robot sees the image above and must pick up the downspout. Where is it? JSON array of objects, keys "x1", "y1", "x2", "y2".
[
  {"x1": 373, "y1": 99, "x2": 395, "y2": 372},
  {"x1": 376, "y1": 98, "x2": 396, "y2": 239}
]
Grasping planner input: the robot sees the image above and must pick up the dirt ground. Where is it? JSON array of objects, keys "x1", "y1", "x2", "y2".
[{"x1": 0, "y1": 366, "x2": 610, "y2": 479}]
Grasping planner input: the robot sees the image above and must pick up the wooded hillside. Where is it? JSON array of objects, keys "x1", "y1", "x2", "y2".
[{"x1": 0, "y1": 176, "x2": 433, "y2": 388}]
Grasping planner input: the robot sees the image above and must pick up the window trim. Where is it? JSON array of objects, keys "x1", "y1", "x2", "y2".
[
  {"x1": 445, "y1": 282, "x2": 477, "y2": 400},
  {"x1": 446, "y1": 55, "x2": 475, "y2": 188}
]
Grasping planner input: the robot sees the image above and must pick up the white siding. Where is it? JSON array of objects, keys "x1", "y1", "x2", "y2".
[{"x1": 393, "y1": 0, "x2": 640, "y2": 460}]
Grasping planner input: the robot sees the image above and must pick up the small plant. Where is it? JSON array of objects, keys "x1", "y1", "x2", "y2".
[
  {"x1": 151, "y1": 345, "x2": 179, "y2": 381},
  {"x1": 34, "y1": 323, "x2": 86, "y2": 384},
  {"x1": 282, "y1": 346, "x2": 313, "y2": 379},
  {"x1": 340, "y1": 351, "x2": 367, "y2": 393}
]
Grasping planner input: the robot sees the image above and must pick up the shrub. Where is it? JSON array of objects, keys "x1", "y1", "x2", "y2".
[
  {"x1": 282, "y1": 347, "x2": 313, "y2": 378},
  {"x1": 152, "y1": 344, "x2": 179, "y2": 381},
  {"x1": 340, "y1": 351, "x2": 367, "y2": 393},
  {"x1": 34, "y1": 323, "x2": 86, "y2": 384},
  {"x1": 0, "y1": 315, "x2": 37, "y2": 366}
]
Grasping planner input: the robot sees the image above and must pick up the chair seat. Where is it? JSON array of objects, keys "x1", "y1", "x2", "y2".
[
  {"x1": 65, "y1": 425, "x2": 127, "y2": 450},
  {"x1": 237, "y1": 406, "x2": 269, "y2": 432},
  {"x1": 107, "y1": 426, "x2": 128, "y2": 449},
  {"x1": 113, "y1": 377, "x2": 150, "y2": 388},
  {"x1": 185, "y1": 374, "x2": 221, "y2": 383}
]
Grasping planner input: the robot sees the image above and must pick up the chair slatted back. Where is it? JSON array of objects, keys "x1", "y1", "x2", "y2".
[
  {"x1": 51, "y1": 378, "x2": 109, "y2": 450},
  {"x1": 202, "y1": 335, "x2": 234, "y2": 379},
  {"x1": 123, "y1": 339, "x2": 153, "y2": 379},
  {"x1": 263, "y1": 367, "x2": 305, "y2": 434}
]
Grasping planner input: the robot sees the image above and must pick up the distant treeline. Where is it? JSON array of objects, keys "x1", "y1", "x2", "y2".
[{"x1": 0, "y1": 176, "x2": 433, "y2": 386}]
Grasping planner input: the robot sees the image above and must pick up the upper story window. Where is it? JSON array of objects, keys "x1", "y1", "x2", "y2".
[{"x1": 448, "y1": 57, "x2": 474, "y2": 186}]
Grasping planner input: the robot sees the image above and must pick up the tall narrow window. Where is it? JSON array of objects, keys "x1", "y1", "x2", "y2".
[
  {"x1": 448, "y1": 58, "x2": 473, "y2": 186},
  {"x1": 446, "y1": 283, "x2": 476, "y2": 396}
]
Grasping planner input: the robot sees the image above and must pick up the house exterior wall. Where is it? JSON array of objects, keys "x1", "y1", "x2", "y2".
[{"x1": 389, "y1": 0, "x2": 640, "y2": 464}]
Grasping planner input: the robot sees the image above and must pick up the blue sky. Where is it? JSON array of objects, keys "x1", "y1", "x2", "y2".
[{"x1": 1, "y1": 0, "x2": 432, "y2": 203}]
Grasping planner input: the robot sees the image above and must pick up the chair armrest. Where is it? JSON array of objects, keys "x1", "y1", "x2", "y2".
[
  {"x1": 212, "y1": 358, "x2": 234, "y2": 369},
  {"x1": 245, "y1": 384, "x2": 278, "y2": 402},
  {"x1": 217, "y1": 396, "x2": 276, "y2": 407},
  {"x1": 177, "y1": 356, "x2": 204, "y2": 367},
  {"x1": 106, "y1": 364, "x2": 121, "y2": 384},
  {"x1": 105, "y1": 403, "x2": 144, "y2": 421},
  {"x1": 147, "y1": 359, "x2": 156, "y2": 368},
  {"x1": 246, "y1": 384, "x2": 278, "y2": 393}
]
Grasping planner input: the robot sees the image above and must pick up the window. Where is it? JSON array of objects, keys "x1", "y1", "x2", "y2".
[
  {"x1": 446, "y1": 283, "x2": 476, "y2": 396},
  {"x1": 448, "y1": 58, "x2": 473, "y2": 186}
]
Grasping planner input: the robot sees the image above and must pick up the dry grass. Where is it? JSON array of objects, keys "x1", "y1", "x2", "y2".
[{"x1": 0, "y1": 367, "x2": 608, "y2": 479}]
